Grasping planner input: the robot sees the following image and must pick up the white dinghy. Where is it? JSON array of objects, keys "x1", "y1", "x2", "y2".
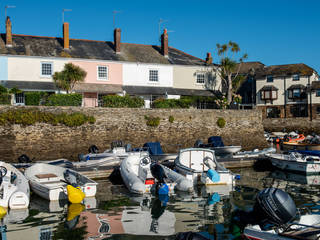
[
  {"x1": 267, "y1": 152, "x2": 320, "y2": 174},
  {"x1": 24, "y1": 163, "x2": 97, "y2": 202},
  {"x1": 120, "y1": 153, "x2": 193, "y2": 194},
  {"x1": 0, "y1": 162, "x2": 29, "y2": 209},
  {"x1": 174, "y1": 148, "x2": 237, "y2": 185}
]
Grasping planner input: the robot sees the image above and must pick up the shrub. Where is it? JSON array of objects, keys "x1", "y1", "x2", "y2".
[
  {"x1": 25, "y1": 92, "x2": 41, "y2": 106},
  {"x1": 217, "y1": 117, "x2": 226, "y2": 128},
  {"x1": 145, "y1": 116, "x2": 160, "y2": 127},
  {"x1": 0, "y1": 85, "x2": 8, "y2": 93},
  {"x1": 169, "y1": 115, "x2": 174, "y2": 123},
  {"x1": 102, "y1": 95, "x2": 144, "y2": 108},
  {"x1": 0, "y1": 94, "x2": 11, "y2": 105},
  {"x1": 0, "y1": 108, "x2": 95, "y2": 127},
  {"x1": 152, "y1": 98, "x2": 192, "y2": 108},
  {"x1": 45, "y1": 93, "x2": 82, "y2": 106}
]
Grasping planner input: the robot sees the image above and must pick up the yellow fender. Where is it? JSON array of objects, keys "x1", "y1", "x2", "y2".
[
  {"x1": 66, "y1": 185, "x2": 85, "y2": 204},
  {"x1": 67, "y1": 203, "x2": 85, "y2": 221},
  {"x1": 0, "y1": 206, "x2": 6, "y2": 219}
]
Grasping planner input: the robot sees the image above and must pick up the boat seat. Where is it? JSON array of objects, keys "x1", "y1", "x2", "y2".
[{"x1": 35, "y1": 174, "x2": 60, "y2": 183}]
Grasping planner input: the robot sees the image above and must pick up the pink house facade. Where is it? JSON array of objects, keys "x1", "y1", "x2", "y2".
[{"x1": 71, "y1": 60, "x2": 123, "y2": 107}]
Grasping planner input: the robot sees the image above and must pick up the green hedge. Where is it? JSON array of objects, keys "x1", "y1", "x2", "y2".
[
  {"x1": 102, "y1": 95, "x2": 144, "y2": 108},
  {"x1": 0, "y1": 108, "x2": 95, "y2": 127},
  {"x1": 0, "y1": 94, "x2": 11, "y2": 105},
  {"x1": 25, "y1": 92, "x2": 42, "y2": 106},
  {"x1": 45, "y1": 93, "x2": 82, "y2": 106},
  {"x1": 152, "y1": 98, "x2": 192, "y2": 108}
]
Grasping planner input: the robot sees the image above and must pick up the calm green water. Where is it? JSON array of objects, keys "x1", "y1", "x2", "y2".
[{"x1": 2, "y1": 167, "x2": 320, "y2": 240}]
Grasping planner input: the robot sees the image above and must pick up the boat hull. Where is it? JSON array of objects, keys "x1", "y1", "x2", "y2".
[
  {"x1": 269, "y1": 157, "x2": 320, "y2": 174},
  {"x1": 282, "y1": 142, "x2": 320, "y2": 151}
]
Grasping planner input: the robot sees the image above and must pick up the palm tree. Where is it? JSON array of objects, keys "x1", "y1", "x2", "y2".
[
  {"x1": 216, "y1": 41, "x2": 247, "y2": 105},
  {"x1": 53, "y1": 63, "x2": 87, "y2": 93}
]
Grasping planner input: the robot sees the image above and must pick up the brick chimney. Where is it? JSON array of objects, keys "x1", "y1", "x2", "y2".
[
  {"x1": 6, "y1": 17, "x2": 12, "y2": 47},
  {"x1": 161, "y1": 29, "x2": 168, "y2": 58},
  {"x1": 114, "y1": 28, "x2": 121, "y2": 53},
  {"x1": 63, "y1": 22, "x2": 69, "y2": 49},
  {"x1": 205, "y1": 52, "x2": 213, "y2": 65}
]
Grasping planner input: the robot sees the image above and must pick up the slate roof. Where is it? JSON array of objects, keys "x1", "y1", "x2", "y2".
[
  {"x1": 0, "y1": 34, "x2": 206, "y2": 66},
  {"x1": 73, "y1": 83, "x2": 123, "y2": 94},
  {"x1": 259, "y1": 85, "x2": 278, "y2": 91},
  {"x1": 287, "y1": 84, "x2": 306, "y2": 90},
  {"x1": 312, "y1": 81, "x2": 320, "y2": 90},
  {"x1": 255, "y1": 63, "x2": 315, "y2": 78},
  {"x1": 235, "y1": 61, "x2": 265, "y2": 75},
  {"x1": 123, "y1": 85, "x2": 216, "y2": 96},
  {"x1": 0, "y1": 80, "x2": 56, "y2": 91}
]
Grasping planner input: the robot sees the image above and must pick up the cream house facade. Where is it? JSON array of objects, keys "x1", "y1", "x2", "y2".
[{"x1": 255, "y1": 64, "x2": 320, "y2": 118}]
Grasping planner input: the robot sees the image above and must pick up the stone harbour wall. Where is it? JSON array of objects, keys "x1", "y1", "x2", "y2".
[
  {"x1": 263, "y1": 118, "x2": 320, "y2": 134},
  {"x1": 0, "y1": 106, "x2": 268, "y2": 162}
]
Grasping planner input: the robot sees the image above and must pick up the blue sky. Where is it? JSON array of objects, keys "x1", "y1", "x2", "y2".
[{"x1": 1, "y1": 0, "x2": 320, "y2": 72}]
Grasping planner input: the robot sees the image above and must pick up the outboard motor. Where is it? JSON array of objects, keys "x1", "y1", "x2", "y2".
[
  {"x1": 253, "y1": 188, "x2": 296, "y2": 227},
  {"x1": 150, "y1": 163, "x2": 167, "y2": 184},
  {"x1": 18, "y1": 154, "x2": 31, "y2": 163},
  {"x1": 88, "y1": 145, "x2": 99, "y2": 154},
  {"x1": 64, "y1": 170, "x2": 78, "y2": 188},
  {"x1": 194, "y1": 140, "x2": 203, "y2": 148},
  {"x1": 150, "y1": 163, "x2": 169, "y2": 196}
]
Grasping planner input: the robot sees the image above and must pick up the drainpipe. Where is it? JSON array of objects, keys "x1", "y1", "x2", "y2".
[
  {"x1": 284, "y1": 76, "x2": 287, "y2": 118},
  {"x1": 308, "y1": 76, "x2": 312, "y2": 121}
]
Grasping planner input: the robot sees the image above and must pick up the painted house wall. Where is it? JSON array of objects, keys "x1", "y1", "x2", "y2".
[
  {"x1": 256, "y1": 73, "x2": 320, "y2": 106},
  {"x1": 173, "y1": 65, "x2": 222, "y2": 91},
  {"x1": 71, "y1": 60, "x2": 122, "y2": 85},
  {"x1": 123, "y1": 62, "x2": 173, "y2": 87},
  {"x1": 0, "y1": 56, "x2": 8, "y2": 80},
  {"x1": 7, "y1": 56, "x2": 67, "y2": 82}
]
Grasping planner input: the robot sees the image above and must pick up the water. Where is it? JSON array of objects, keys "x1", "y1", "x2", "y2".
[{"x1": 3, "y1": 167, "x2": 320, "y2": 240}]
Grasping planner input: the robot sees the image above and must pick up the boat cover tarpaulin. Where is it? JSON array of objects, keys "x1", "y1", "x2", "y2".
[
  {"x1": 291, "y1": 150, "x2": 320, "y2": 157},
  {"x1": 143, "y1": 142, "x2": 164, "y2": 155},
  {"x1": 208, "y1": 136, "x2": 225, "y2": 147}
]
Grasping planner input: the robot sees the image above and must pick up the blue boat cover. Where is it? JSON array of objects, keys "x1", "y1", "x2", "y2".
[
  {"x1": 143, "y1": 142, "x2": 164, "y2": 155},
  {"x1": 208, "y1": 136, "x2": 225, "y2": 147}
]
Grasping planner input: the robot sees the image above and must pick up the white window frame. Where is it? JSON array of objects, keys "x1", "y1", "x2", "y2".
[
  {"x1": 149, "y1": 69, "x2": 159, "y2": 82},
  {"x1": 41, "y1": 62, "x2": 53, "y2": 77},
  {"x1": 292, "y1": 74, "x2": 300, "y2": 81},
  {"x1": 97, "y1": 65, "x2": 108, "y2": 81},
  {"x1": 196, "y1": 73, "x2": 205, "y2": 84}
]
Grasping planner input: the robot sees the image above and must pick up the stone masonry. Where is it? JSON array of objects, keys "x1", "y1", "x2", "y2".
[{"x1": 0, "y1": 106, "x2": 268, "y2": 162}]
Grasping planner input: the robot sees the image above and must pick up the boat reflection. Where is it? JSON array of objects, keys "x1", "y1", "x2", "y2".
[{"x1": 270, "y1": 170, "x2": 320, "y2": 185}]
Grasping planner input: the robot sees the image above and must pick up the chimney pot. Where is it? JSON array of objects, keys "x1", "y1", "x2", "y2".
[
  {"x1": 63, "y1": 22, "x2": 69, "y2": 49},
  {"x1": 206, "y1": 52, "x2": 213, "y2": 65},
  {"x1": 6, "y1": 17, "x2": 12, "y2": 47},
  {"x1": 161, "y1": 28, "x2": 168, "y2": 58},
  {"x1": 114, "y1": 28, "x2": 121, "y2": 53}
]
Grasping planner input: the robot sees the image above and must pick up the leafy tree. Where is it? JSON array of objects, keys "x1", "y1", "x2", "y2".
[
  {"x1": 216, "y1": 41, "x2": 247, "y2": 105},
  {"x1": 53, "y1": 63, "x2": 87, "y2": 93}
]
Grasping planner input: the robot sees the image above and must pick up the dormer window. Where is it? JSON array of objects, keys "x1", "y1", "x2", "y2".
[
  {"x1": 267, "y1": 75, "x2": 273, "y2": 83},
  {"x1": 260, "y1": 85, "x2": 278, "y2": 100},
  {"x1": 293, "y1": 74, "x2": 300, "y2": 81}
]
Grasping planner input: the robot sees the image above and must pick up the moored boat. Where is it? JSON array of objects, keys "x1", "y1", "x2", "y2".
[
  {"x1": 174, "y1": 148, "x2": 237, "y2": 185},
  {"x1": 120, "y1": 153, "x2": 193, "y2": 194},
  {"x1": 143, "y1": 142, "x2": 178, "y2": 163},
  {"x1": 194, "y1": 136, "x2": 241, "y2": 156},
  {"x1": 0, "y1": 162, "x2": 30, "y2": 209},
  {"x1": 24, "y1": 163, "x2": 97, "y2": 201},
  {"x1": 282, "y1": 142, "x2": 320, "y2": 151},
  {"x1": 267, "y1": 152, "x2": 320, "y2": 174}
]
